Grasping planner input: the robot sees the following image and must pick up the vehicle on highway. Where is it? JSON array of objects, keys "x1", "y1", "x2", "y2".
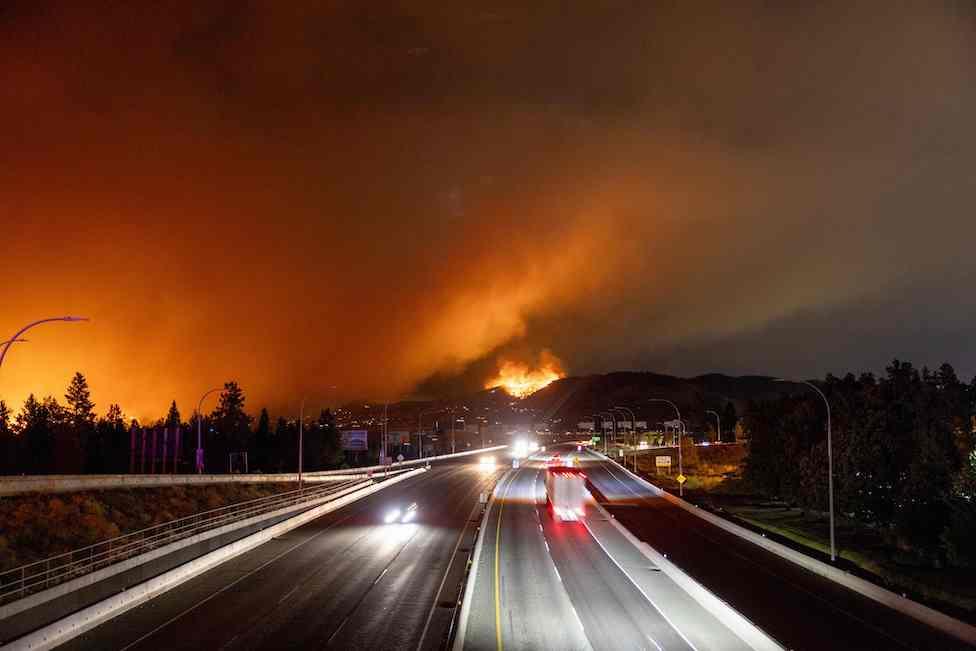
[
  {"x1": 546, "y1": 466, "x2": 586, "y2": 522},
  {"x1": 384, "y1": 502, "x2": 419, "y2": 524},
  {"x1": 546, "y1": 453, "x2": 564, "y2": 468}
]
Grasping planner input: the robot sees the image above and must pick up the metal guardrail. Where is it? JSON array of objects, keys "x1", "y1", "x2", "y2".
[{"x1": 0, "y1": 477, "x2": 369, "y2": 607}]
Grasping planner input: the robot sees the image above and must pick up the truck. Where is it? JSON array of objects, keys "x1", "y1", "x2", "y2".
[{"x1": 545, "y1": 466, "x2": 586, "y2": 522}]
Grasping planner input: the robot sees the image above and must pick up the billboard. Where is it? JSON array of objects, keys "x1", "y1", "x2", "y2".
[
  {"x1": 635, "y1": 421, "x2": 648, "y2": 430},
  {"x1": 341, "y1": 429, "x2": 369, "y2": 451},
  {"x1": 617, "y1": 421, "x2": 633, "y2": 430},
  {"x1": 602, "y1": 421, "x2": 614, "y2": 429},
  {"x1": 578, "y1": 421, "x2": 595, "y2": 430}
]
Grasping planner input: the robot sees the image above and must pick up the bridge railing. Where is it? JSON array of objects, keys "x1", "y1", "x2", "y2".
[{"x1": 0, "y1": 476, "x2": 369, "y2": 607}]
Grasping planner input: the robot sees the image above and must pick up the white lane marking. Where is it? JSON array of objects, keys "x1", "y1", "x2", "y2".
[
  {"x1": 417, "y1": 474, "x2": 495, "y2": 651},
  {"x1": 646, "y1": 634, "x2": 664, "y2": 651},
  {"x1": 582, "y1": 517, "x2": 699, "y2": 651}
]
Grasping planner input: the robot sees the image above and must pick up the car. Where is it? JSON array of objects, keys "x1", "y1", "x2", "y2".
[{"x1": 384, "y1": 502, "x2": 419, "y2": 524}]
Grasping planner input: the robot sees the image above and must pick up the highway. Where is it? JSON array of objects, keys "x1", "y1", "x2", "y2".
[
  {"x1": 582, "y1": 452, "x2": 974, "y2": 651},
  {"x1": 60, "y1": 459, "x2": 501, "y2": 651},
  {"x1": 460, "y1": 454, "x2": 765, "y2": 651}
]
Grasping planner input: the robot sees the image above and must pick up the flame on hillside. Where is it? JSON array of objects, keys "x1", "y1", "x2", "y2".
[{"x1": 485, "y1": 350, "x2": 566, "y2": 398}]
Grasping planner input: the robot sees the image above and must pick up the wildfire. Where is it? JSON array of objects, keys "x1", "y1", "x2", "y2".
[{"x1": 485, "y1": 350, "x2": 566, "y2": 398}]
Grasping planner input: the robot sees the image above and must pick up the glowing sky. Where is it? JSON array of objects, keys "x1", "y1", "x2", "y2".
[{"x1": 2, "y1": 3, "x2": 976, "y2": 420}]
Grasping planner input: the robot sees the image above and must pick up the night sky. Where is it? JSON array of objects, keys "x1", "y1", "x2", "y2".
[{"x1": 2, "y1": 2, "x2": 975, "y2": 419}]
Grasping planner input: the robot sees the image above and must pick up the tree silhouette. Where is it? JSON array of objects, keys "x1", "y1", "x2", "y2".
[
  {"x1": 64, "y1": 372, "x2": 95, "y2": 427},
  {"x1": 165, "y1": 400, "x2": 181, "y2": 428}
]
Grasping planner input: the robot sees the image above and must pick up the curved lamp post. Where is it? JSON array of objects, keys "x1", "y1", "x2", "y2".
[
  {"x1": 0, "y1": 317, "x2": 89, "y2": 370},
  {"x1": 649, "y1": 398, "x2": 685, "y2": 496},
  {"x1": 776, "y1": 378, "x2": 835, "y2": 562},
  {"x1": 196, "y1": 387, "x2": 222, "y2": 474}
]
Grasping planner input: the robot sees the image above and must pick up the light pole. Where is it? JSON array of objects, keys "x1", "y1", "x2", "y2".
[
  {"x1": 383, "y1": 402, "x2": 389, "y2": 464},
  {"x1": 777, "y1": 378, "x2": 835, "y2": 562},
  {"x1": 418, "y1": 408, "x2": 439, "y2": 460},
  {"x1": 614, "y1": 406, "x2": 637, "y2": 470},
  {"x1": 706, "y1": 409, "x2": 722, "y2": 444},
  {"x1": 196, "y1": 387, "x2": 221, "y2": 474},
  {"x1": 597, "y1": 411, "x2": 615, "y2": 455},
  {"x1": 0, "y1": 316, "x2": 88, "y2": 370},
  {"x1": 649, "y1": 398, "x2": 685, "y2": 497},
  {"x1": 299, "y1": 398, "x2": 306, "y2": 490}
]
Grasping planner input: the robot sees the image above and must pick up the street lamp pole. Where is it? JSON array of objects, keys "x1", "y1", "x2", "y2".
[
  {"x1": 706, "y1": 409, "x2": 722, "y2": 444},
  {"x1": 649, "y1": 398, "x2": 685, "y2": 497},
  {"x1": 418, "y1": 409, "x2": 439, "y2": 460},
  {"x1": 299, "y1": 397, "x2": 306, "y2": 490},
  {"x1": 614, "y1": 406, "x2": 637, "y2": 470},
  {"x1": 777, "y1": 379, "x2": 835, "y2": 562},
  {"x1": 196, "y1": 387, "x2": 221, "y2": 474},
  {"x1": 0, "y1": 316, "x2": 89, "y2": 370}
]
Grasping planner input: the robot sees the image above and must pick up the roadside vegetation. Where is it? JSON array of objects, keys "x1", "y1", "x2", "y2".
[
  {"x1": 0, "y1": 482, "x2": 298, "y2": 573},
  {"x1": 631, "y1": 360, "x2": 976, "y2": 618}
]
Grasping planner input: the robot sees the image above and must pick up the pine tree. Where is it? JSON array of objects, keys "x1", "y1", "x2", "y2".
[
  {"x1": 166, "y1": 400, "x2": 181, "y2": 428},
  {"x1": 106, "y1": 403, "x2": 124, "y2": 425},
  {"x1": 211, "y1": 381, "x2": 252, "y2": 466},
  {"x1": 64, "y1": 372, "x2": 95, "y2": 427},
  {"x1": 17, "y1": 394, "x2": 55, "y2": 474},
  {"x1": 0, "y1": 400, "x2": 14, "y2": 474}
]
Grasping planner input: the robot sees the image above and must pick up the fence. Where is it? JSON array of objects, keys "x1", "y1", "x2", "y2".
[{"x1": 0, "y1": 477, "x2": 368, "y2": 607}]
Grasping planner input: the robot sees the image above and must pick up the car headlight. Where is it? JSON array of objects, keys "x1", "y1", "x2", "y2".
[{"x1": 384, "y1": 509, "x2": 401, "y2": 524}]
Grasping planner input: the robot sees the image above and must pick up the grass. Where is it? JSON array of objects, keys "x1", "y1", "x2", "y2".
[{"x1": 0, "y1": 482, "x2": 300, "y2": 573}]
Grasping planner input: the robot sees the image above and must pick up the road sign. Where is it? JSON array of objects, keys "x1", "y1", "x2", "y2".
[
  {"x1": 618, "y1": 449, "x2": 624, "y2": 458},
  {"x1": 396, "y1": 453, "x2": 404, "y2": 462},
  {"x1": 655, "y1": 456, "x2": 672, "y2": 467},
  {"x1": 591, "y1": 436, "x2": 601, "y2": 443},
  {"x1": 341, "y1": 429, "x2": 368, "y2": 451},
  {"x1": 676, "y1": 474, "x2": 687, "y2": 484}
]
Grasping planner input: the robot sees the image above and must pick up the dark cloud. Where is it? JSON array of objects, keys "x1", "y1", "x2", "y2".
[{"x1": 2, "y1": 2, "x2": 975, "y2": 418}]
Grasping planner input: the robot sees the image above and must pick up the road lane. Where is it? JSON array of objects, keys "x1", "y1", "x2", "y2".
[
  {"x1": 462, "y1": 456, "x2": 757, "y2": 651},
  {"x1": 582, "y1": 452, "x2": 973, "y2": 651},
  {"x1": 461, "y1": 466, "x2": 591, "y2": 651},
  {"x1": 60, "y1": 460, "x2": 500, "y2": 651}
]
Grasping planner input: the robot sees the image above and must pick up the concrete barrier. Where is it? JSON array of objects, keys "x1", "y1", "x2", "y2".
[
  {"x1": 5, "y1": 468, "x2": 427, "y2": 651},
  {"x1": 0, "y1": 446, "x2": 508, "y2": 496},
  {"x1": 451, "y1": 468, "x2": 512, "y2": 651},
  {"x1": 592, "y1": 450, "x2": 976, "y2": 648}
]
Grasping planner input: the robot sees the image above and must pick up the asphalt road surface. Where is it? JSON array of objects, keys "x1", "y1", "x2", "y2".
[
  {"x1": 60, "y1": 459, "x2": 501, "y2": 651},
  {"x1": 582, "y1": 451, "x2": 973, "y2": 651},
  {"x1": 460, "y1": 456, "x2": 758, "y2": 651}
]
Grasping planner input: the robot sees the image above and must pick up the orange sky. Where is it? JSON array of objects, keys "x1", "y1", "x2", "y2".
[{"x1": 3, "y1": 3, "x2": 976, "y2": 421}]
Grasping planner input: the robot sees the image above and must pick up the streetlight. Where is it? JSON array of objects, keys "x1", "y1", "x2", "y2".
[
  {"x1": 776, "y1": 378, "x2": 836, "y2": 562},
  {"x1": 614, "y1": 406, "x2": 637, "y2": 470},
  {"x1": 597, "y1": 411, "x2": 616, "y2": 455},
  {"x1": 418, "y1": 408, "x2": 440, "y2": 459},
  {"x1": 0, "y1": 316, "x2": 89, "y2": 370},
  {"x1": 299, "y1": 397, "x2": 306, "y2": 490},
  {"x1": 649, "y1": 398, "x2": 686, "y2": 497},
  {"x1": 196, "y1": 387, "x2": 222, "y2": 474},
  {"x1": 706, "y1": 409, "x2": 722, "y2": 444}
]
